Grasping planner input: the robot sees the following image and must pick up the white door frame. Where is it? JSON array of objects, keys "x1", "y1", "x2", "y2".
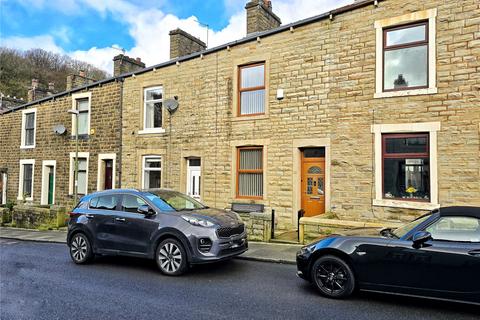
[
  {"x1": 186, "y1": 158, "x2": 201, "y2": 201},
  {"x1": 41, "y1": 160, "x2": 56, "y2": 205},
  {"x1": 1, "y1": 172, "x2": 7, "y2": 205}
]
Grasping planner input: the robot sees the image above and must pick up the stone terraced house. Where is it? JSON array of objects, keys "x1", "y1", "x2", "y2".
[
  {"x1": 0, "y1": 56, "x2": 145, "y2": 210},
  {"x1": 0, "y1": 0, "x2": 478, "y2": 239},
  {"x1": 119, "y1": 0, "x2": 479, "y2": 234}
]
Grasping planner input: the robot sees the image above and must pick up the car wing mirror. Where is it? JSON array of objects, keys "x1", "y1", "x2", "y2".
[
  {"x1": 138, "y1": 204, "x2": 155, "y2": 216},
  {"x1": 412, "y1": 231, "x2": 432, "y2": 247}
]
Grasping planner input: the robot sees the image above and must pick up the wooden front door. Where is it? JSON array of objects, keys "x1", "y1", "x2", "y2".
[
  {"x1": 301, "y1": 148, "x2": 326, "y2": 217},
  {"x1": 104, "y1": 160, "x2": 113, "y2": 190}
]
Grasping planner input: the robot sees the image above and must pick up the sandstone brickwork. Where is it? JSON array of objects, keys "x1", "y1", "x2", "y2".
[
  {"x1": 0, "y1": 80, "x2": 122, "y2": 208},
  {"x1": 121, "y1": 0, "x2": 480, "y2": 231}
]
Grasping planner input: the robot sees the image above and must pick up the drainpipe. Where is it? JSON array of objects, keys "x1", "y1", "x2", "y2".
[{"x1": 117, "y1": 78, "x2": 124, "y2": 188}]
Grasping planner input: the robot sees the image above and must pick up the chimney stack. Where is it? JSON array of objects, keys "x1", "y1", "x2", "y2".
[
  {"x1": 245, "y1": 0, "x2": 281, "y2": 35},
  {"x1": 66, "y1": 71, "x2": 96, "y2": 91},
  {"x1": 169, "y1": 28, "x2": 206, "y2": 60},
  {"x1": 113, "y1": 54, "x2": 146, "y2": 77}
]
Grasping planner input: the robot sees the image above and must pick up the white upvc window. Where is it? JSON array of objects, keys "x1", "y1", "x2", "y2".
[
  {"x1": 139, "y1": 87, "x2": 164, "y2": 134},
  {"x1": 71, "y1": 92, "x2": 91, "y2": 136},
  {"x1": 69, "y1": 152, "x2": 90, "y2": 195},
  {"x1": 18, "y1": 159, "x2": 35, "y2": 201},
  {"x1": 371, "y1": 122, "x2": 440, "y2": 210},
  {"x1": 20, "y1": 108, "x2": 37, "y2": 148},
  {"x1": 142, "y1": 156, "x2": 162, "y2": 189},
  {"x1": 374, "y1": 9, "x2": 437, "y2": 98}
]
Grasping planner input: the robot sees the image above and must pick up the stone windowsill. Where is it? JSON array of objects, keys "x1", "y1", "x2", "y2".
[
  {"x1": 137, "y1": 128, "x2": 166, "y2": 135},
  {"x1": 373, "y1": 199, "x2": 440, "y2": 211},
  {"x1": 374, "y1": 87, "x2": 437, "y2": 99},
  {"x1": 231, "y1": 114, "x2": 269, "y2": 122}
]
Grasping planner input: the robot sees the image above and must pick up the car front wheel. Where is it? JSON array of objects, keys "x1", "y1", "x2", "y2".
[
  {"x1": 156, "y1": 238, "x2": 188, "y2": 276},
  {"x1": 69, "y1": 233, "x2": 93, "y2": 264},
  {"x1": 311, "y1": 255, "x2": 355, "y2": 299}
]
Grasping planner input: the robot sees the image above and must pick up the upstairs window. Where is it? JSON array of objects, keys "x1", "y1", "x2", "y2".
[
  {"x1": 237, "y1": 147, "x2": 263, "y2": 199},
  {"x1": 76, "y1": 98, "x2": 90, "y2": 135},
  {"x1": 238, "y1": 63, "x2": 265, "y2": 116},
  {"x1": 21, "y1": 109, "x2": 36, "y2": 148},
  {"x1": 143, "y1": 87, "x2": 163, "y2": 131},
  {"x1": 383, "y1": 22, "x2": 428, "y2": 91},
  {"x1": 382, "y1": 133, "x2": 430, "y2": 201}
]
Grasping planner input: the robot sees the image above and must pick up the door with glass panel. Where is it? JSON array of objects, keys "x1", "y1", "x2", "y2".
[
  {"x1": 186, "y1": 158, "x2": 201, "y2": 201},
  {"x1": 301, "y1": 148, "x2": 325, "y2": 217}
]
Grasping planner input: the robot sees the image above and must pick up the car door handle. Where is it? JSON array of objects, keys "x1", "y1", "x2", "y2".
[
  {"x1": 85, "y1": 214, "x2": 94, "y2": 219},
  {"x1": 468, "y1": 250, "x2": 480, "y2": 256},
  {"x1": 115, "y1": 217, "x2": 126, "y2": 222}
]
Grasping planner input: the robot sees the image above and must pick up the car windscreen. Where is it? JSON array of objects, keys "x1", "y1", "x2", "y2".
[
  {"x1": 392, "y1": 214, "x2": 431, "y2": 238},
  {"x1": 146, "y1": 190, "x2": 207, "y2": 211}
]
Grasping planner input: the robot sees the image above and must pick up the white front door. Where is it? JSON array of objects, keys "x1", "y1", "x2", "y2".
[{"x1": 186, "y1": 158, "x2": 201, "y2": 201}]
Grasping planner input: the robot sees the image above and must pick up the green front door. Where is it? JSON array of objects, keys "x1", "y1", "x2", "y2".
[{"x1": 48, "y1": 170, "x2": 54, "y2": 205}]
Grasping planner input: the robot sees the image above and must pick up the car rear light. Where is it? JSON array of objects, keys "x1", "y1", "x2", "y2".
[{"x1": 198, "y1": 238, "x2": 212, "y2": 253}]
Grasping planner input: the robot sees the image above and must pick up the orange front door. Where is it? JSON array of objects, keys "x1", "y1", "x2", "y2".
[{"x1": 301, "y1": 149, "x2": 325, "y2": 217}]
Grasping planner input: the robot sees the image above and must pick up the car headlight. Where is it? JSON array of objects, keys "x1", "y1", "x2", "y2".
[
  {"x1": 181, "y1": 215, "x2": 215, "y2": 227},
  {"x1": 300, "y1": 244, "x2": 316, "y2": 255}
]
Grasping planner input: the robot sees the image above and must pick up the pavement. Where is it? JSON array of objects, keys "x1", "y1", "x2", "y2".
[
  {"x1": 0, "y1": 227, "x2": 302, "y2": 264},
  {"x1": 1, "y1": 239, "x2": 478, "y2": 320}
]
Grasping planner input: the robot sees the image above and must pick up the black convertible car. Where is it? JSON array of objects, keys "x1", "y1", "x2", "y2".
[{"x1": 296, "y1": 206, "x2": 480, "y2": 305}]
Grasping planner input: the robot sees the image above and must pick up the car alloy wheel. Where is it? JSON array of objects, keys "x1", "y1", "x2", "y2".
[
  {"x1": 70, "y1": 233, "x2": 92, "y2": 264},
  {"x1": 312, "y1": 255, "x2": 355, "y2": 298},
  {"x1": 156, "y1": 238, "x2": 188, "y2": 276}
]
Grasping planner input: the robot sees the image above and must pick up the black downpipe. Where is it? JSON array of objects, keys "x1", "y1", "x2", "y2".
[
  {"x1": 271, "y1": 209, "x2": 275, "y2": 239},
  {"x1": 297, "y1": 209, "x2": 305, "y2": 242}
]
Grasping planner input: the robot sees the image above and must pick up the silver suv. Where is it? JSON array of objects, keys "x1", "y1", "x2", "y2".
[{"x1": 67, "y1": 189, "x2": 247, "y2": 275}]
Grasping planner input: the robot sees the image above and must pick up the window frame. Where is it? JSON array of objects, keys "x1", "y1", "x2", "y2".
[
  {"x1": 374, "y1": 8, "x2": 437, "y2": 99},
  {"x1": 382, "y1": 20, "x2": 429, "y2": 93},
  {"x1": 71, "y1": 92, "x2": 91, "y2": 137},
  {"x1": 381, "y1": 133, "x2": 430, "y2": 202},
  {"x1": 140, "y1": 86, "x2": 165, "y2": 134},
  {"x1": 236, "y1": 146, "x2": 264, "y2": 199},
  {"x1": 20, "y1": 108, "x2": 37, "y2": 149},
  {"x1": 69, "y1": 152, "x2": 89, "y2": 196},
  {"x1": 142, "y1": 155, "x2": 162, "y2": 189},
  {"x1": 237, "y1": 62, "x2": 266, "y2": 117},
  {"x1": 18, "y1": 159, "x2": 35, "y2": 201}
]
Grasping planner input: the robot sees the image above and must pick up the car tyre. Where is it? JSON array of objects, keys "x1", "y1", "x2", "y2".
[
  {"x1": 156, "y1": 238, "x2": 188, "y2": 276},
  {"x1": 311, "y1": 255, "x2": 355, "y2": 299},
  {"x1": 69, "y1": 233, "x2": 93, "y2": 264}
]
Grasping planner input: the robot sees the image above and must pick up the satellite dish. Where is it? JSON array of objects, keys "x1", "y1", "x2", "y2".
[
  {"x1": 53, "y1": 124, "x2": 66, "y2": 135},
  {"x1": 164, "y1": 98, "x2": 179, "y2": 113}
]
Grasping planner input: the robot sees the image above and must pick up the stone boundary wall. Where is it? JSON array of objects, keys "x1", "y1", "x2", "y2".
[
  {"x1": 239, "y1": 211, "x2": 272, "y2": 242},
  {"x1": 0, "y1": 205, "x2": 68, "y2": 229}
]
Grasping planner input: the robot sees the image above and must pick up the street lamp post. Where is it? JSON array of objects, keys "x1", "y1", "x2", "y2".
[{"x1": 67, "y1": 109, "x2": 79, "y2": 203}]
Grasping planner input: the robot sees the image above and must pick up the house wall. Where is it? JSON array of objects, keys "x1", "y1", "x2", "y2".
[
  {"x1": 0, "y1": 81, "x2": 122, "y2": 207},
  {"x1": 121, "y1": 0, "x2": 480, "y2": 231}
]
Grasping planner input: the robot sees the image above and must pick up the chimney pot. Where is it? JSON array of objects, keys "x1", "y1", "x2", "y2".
[
  {"x1": 79, "y1": 70, "x2": 86, "y2": 77},
  {"x1": 48, "y1": 82, "x2": 55, "y2": 91},
  {"x1": 31, "y1": 78, "x2": 39, "y2": 88}
]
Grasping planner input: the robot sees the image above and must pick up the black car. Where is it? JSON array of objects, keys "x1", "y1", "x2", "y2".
[
  {"x1": 67, "y1": 189, "x2": 247, "y2": 275},
  {"x1": 297, "y1": 206, "x2": 480, "y2": 305}
]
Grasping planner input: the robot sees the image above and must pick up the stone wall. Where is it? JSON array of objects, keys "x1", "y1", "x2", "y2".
[
  {"x1": 0, "y1": 80, "x2": 122, "y2": 208},
  {"x1": 120, "y1": 0, "x2": 480, "y2": 232},
  {"x1": 239, "y1": 211, "x2": 272, "y2": 242},
  {"x1": 11, "y1": 205, "x2": 68, "y2": 229}
]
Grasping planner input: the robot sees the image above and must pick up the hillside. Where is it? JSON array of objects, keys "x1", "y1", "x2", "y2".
[{"x1": 0, "y1": 47, "x2": 108, "y2": 100}]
